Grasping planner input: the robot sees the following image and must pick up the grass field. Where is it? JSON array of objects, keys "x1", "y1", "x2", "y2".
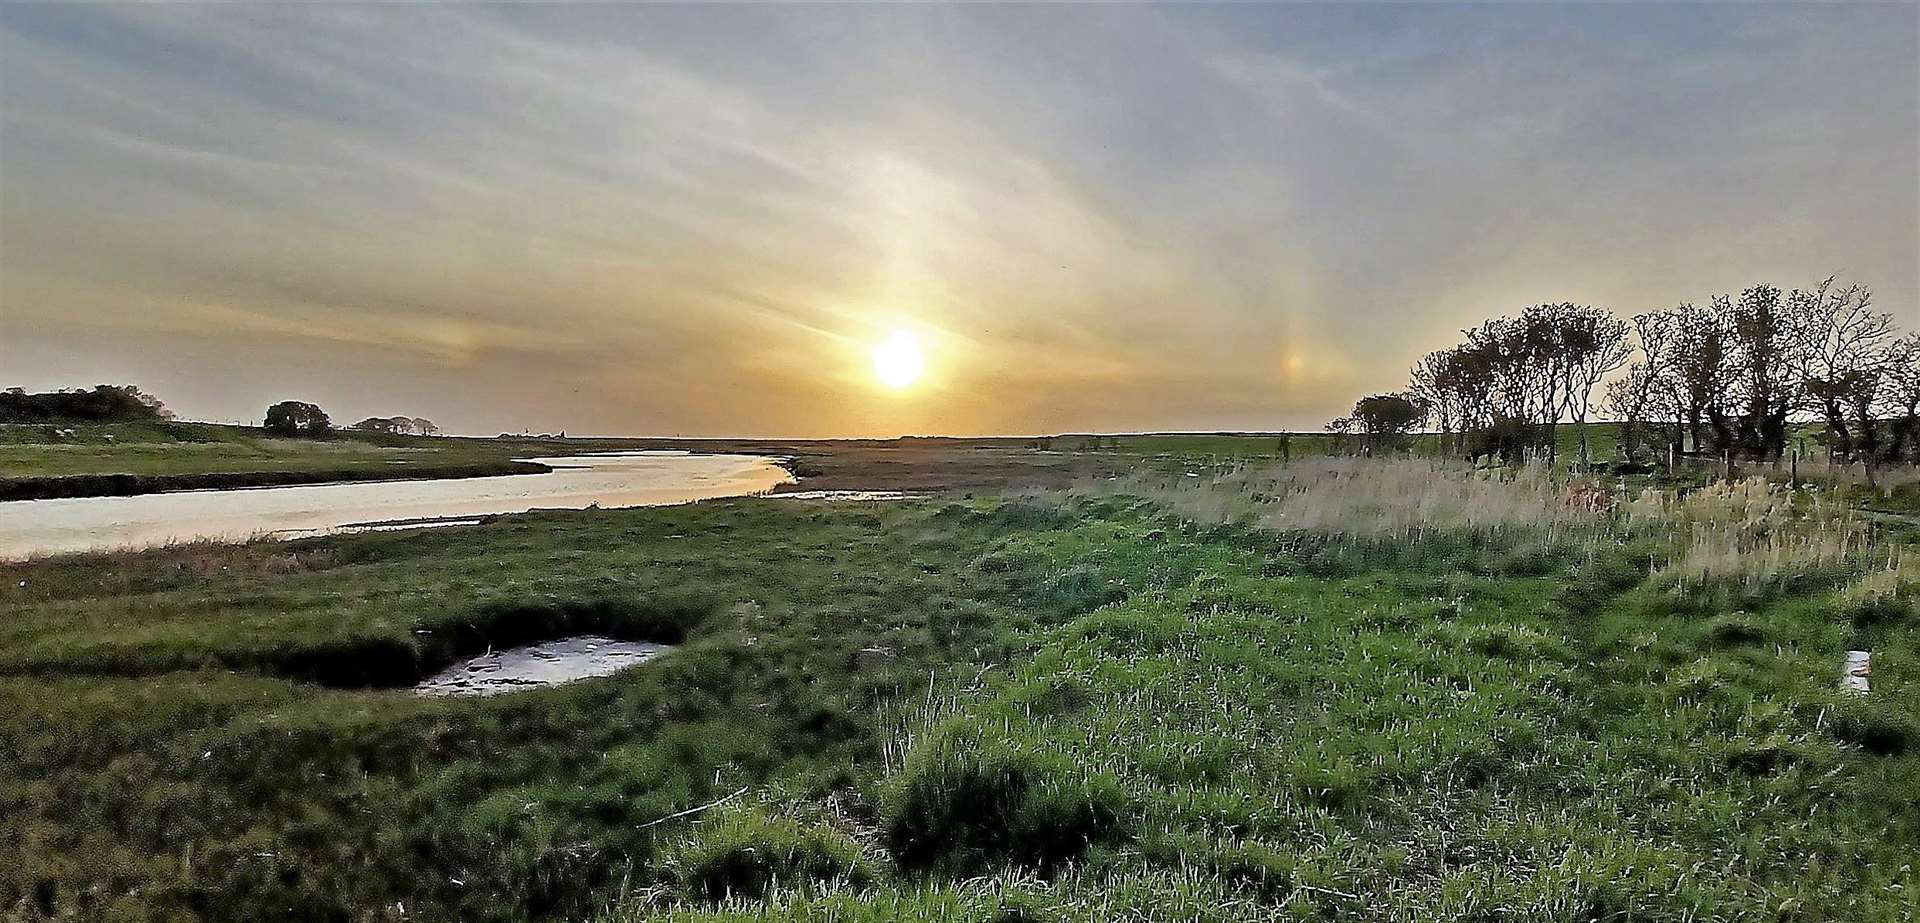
[{"x1": 4, "y1": 454, "x2": 1918, "y2": 921}]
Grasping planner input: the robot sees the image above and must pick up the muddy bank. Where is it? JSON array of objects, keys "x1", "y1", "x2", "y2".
[
  {"x1": 753, "y1": 442, "x2": 1126, "y2": 494},
  {"x1": 0, "y1": 460, "x2": 552, "y2": 502}
]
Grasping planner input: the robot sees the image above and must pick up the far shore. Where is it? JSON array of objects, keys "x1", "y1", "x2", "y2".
[{"x1": 0, "y1": 460, "x2": 555, "y2": 502}]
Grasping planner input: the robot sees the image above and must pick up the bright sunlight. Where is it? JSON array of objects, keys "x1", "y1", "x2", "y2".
[{"x1": 871, "y1": 330, "x2": 925, "y2": 389}]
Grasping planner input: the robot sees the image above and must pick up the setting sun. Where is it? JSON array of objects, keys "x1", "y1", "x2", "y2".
[{"x1": 871, "y1": 330, "x2": 925, "y2": 389}]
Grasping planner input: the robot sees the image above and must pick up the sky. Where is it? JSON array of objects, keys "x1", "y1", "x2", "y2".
[{"x1": 2, "y1": 3, "x2": 1916, "y2": 438}]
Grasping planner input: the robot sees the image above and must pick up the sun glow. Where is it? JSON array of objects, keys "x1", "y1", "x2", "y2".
[{"x1": 871, "y1": 330, "x2": 926, "y2": 389}]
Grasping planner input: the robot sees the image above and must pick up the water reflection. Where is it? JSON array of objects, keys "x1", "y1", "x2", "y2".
[
  {"x1": 0, "y1": 452, "x2": 793, "y2": 558},
  {"x1": 414, "y1": 636, "x2": 672, "y2": 696}
]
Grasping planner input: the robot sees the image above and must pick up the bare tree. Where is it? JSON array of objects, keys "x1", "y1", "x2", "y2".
[
  {"x1": 1792, "y1": 280, "x2": 1896, "y2": 482},
  {"x1": 1557, "y1": 306, "x2": 1632, "y2": 468},
  {"x1": 1726, "y1": 284, "x2": 1799, "y2": 462},
  {"x1": 1608, "y1": 310, "x2": 1681, "y2": 462},
  {"x1": 1883, "y1": 334, "x2": 1920, "y2": 465}
]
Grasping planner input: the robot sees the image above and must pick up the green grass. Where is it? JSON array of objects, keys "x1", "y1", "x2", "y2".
[
  {"x1": 4, "y1": 468, "x2": 1918, "y2": 921},
  {"x1": 0, "y1": 500, "x2": 1067, "y2": 920}
]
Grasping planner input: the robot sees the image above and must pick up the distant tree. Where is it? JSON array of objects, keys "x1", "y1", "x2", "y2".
[
  {"x1": 350, "y1": 415, "x2": 440, "y2": 436},
  {"x1": 1350, "y1": 393, "x2": 1425, "y2": 456},
  {"x1": 265, "y1": 401, "x2": 332, "y2": 437},
  {"x1": 1324, "y1": 416, "x2": 1356, "y2": 455},
  {"x1": 1371, "y1": 275, "x2": 1914, "y2": 478}
]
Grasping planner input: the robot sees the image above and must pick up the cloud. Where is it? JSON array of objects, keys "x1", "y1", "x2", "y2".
[{"x1": 1, "y1": 3, "x2": 1913, "y2": 436}]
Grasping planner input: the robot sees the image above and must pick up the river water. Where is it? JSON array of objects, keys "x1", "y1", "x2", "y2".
[{"x1": 0, "y1": 452, "x2": 793, "y2": 559}]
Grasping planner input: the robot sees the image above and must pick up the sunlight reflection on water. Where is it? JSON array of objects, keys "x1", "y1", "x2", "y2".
[{"x1": 0, "y1": 452, "x2": 793, "y2": 558}]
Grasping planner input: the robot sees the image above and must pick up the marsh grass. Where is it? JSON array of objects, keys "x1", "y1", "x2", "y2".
[{"x1": 6, "y1": 456, "x2": 1919, "y2": 921}]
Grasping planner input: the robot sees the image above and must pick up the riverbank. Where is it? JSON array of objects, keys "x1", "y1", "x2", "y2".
[{"x1": 0, "y1": 424, "x2": 1159, "y2": 501}]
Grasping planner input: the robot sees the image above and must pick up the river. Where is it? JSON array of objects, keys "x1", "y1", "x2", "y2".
[{"x1": 0, "y1": 452, "x2": 793, "y2": 559}]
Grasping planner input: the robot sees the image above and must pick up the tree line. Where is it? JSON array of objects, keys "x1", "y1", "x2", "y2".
[
  {"x1": 1330, "y1": 278, "x2": 1920, "y2": 480},
  {"x1": 263, "y1": 401, "x2": 439, "y2": 438},
  {"x1": 0, "y1": 385, "x2": 171, "y2": 424},
  {"x1": 350, "y1": 415, "x2": 440, "y2": 436}
]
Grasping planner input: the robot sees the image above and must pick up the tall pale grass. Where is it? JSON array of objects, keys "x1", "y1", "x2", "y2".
[
  {"x1": 1834, "y1": 550, "x2": 1920, "y2": 608},
  {"x1": 1628, "y1": 478, "x2": 1880, "y2": 587},
  {"x1": 1078, "y1": 457, "x2": 1610, "y2": 542},
  {"x1": 1074, "y1": 457, "x2": 1899, "y2": 591}
]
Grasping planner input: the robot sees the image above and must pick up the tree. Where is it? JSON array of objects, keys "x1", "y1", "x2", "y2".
[
  {"x1": 1669, "y1": 303, "x2": 1735, "y2": 456},
  {"x1": 1607, "y1": 310, "x2": 1681, "y2": 462},
  {"x1": 1726, "y1": 285, "x2": 1798, "y2": 462},
  {"x1": 1350, "y1": 393, "x2": 1425, "y2": 456},
  {"x1": 1883, "y1": 335, "x2": 1920, "y2": 465},
  {"x1": 1324, "y1": 416, "x2": 1356, "y2": 455},
  {"x1": 350, "y1": 415, "x2": 439, "y2": 436},
  {"x1": 1792, "y1": 280, "x2": 1896, "y2": 480},
  {"x1": 265, "y1": 401, "x2": 332, "y2": 437},
  {"x1": 1556, "y1": 305, "x2": 1632, "y2": 468}
]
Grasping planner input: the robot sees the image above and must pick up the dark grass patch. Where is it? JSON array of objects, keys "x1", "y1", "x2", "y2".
[
  {"x1": 1720, "y1": 736, "x2": 1810, "y2": 775},
  {"x1": 1702, "y1": 615, "x2": 1770, "y2": 647},
  {"x1": 661, "y1": 806, "x2": 873, "y2": 902},
  {"x1": 1827, "y1": 706, "x2": 1917, "y2": 756},
  {"x1": 885, "y1": 729, "x2": 1131, "y2": 876}
]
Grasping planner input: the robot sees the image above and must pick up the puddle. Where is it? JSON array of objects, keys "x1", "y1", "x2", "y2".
[{"x1": 413, "y1": 635, "x2": 672, "y2": 696}]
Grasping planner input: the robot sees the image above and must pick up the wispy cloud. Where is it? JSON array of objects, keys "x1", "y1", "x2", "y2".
[{"x1": 1, "y1": 3, "x2": 1913, "y2": 436}]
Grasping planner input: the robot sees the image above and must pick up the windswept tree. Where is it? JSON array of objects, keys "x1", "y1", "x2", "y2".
[
  {"x1": 1669, "y1": 303, "x2": 1735, "y2": 456},
  {"x1": 1726, "y1": 285, "x2": 1799, "y2": 462},
  {"x1": 1458, "y1": 305, "x2": 1613, "y2": 465},
  {"x1": 1792, "y1": 279, "x2": 1897, "y2": 478},
  {"x1": 1349, "y1": 392, "x2": 1426, "y2": 456},
  {"x1": 265, "y1": 401, "x2": 332, "y2": 437},
  {"x1": 1881, "y1": 335, "x2": 1920, "y2": 465},
  {"x1": 1375, "y1": 275, "x2": 1912, "y2": 476},
  {"x1": 1606, "y1": 310, "x2": 1682, "y2": 462},
  {"x1": 1557, "y1": 305, "x2": 1632, "y2": 468}
]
